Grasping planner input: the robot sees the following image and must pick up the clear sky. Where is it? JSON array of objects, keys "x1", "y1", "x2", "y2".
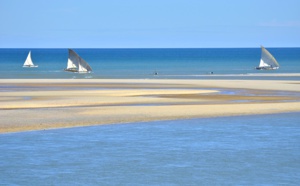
[{"x1": 1, "y1": 0, "x2": 300, "y2": 48}]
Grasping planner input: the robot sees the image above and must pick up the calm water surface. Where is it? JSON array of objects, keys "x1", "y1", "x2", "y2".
[
  {"x1": 1, "y1": 112, "x2": 300, "y2": 185},
  {"x1": 0, "y1": 48, "x2": 300, "y2": 79}
]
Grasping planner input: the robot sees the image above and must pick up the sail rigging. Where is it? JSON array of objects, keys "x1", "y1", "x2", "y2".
[
  {"x1": 23, "y1": 51, "x2": 38, "y2": 67},
  {"x1": 256, "y1": 46, "x2": 279, "y2": 70},
  {"x1": 65, "y1": 49, "x2": 92, "y2": 73}
]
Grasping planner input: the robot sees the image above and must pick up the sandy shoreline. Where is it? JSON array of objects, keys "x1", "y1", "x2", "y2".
[{"x1": 1, "y1": 79, "x2": 300, "y2": 133}]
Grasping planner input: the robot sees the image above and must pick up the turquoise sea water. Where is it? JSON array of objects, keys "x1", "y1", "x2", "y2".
[
  {"x1": 1, "y1": 113, "x2": 300, "y2": 185},
  {"x1": 1, "y1": 48, "x2": 300, "y2": 185},
  {"x1": 0, "y1": 48, "x2": 300, "y2": 79}
]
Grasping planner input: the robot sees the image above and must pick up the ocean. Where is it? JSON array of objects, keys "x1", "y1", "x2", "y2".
[
  {"x1": 1, "y1": 113, "x2": 299, "y2": 185},
  {"x1": 0, "y1": 48, "x2": 300, "y2": 79},
  {"x1": 1, "y1": 48, "x2": 300, "y2": 185}
]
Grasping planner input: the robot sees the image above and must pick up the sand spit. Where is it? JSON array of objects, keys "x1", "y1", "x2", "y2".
[{"x1": 1, "y1": 79, "x2": 300, "y2": 133}]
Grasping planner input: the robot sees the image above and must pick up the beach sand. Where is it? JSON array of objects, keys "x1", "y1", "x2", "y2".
[{"x1": 1, "y1": 79, "x2": 300, "y2": 133}]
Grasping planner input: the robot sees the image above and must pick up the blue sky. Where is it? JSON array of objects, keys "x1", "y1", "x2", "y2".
[{"x1": 1, "y1": 0, "x2": 299, "y2": 48}]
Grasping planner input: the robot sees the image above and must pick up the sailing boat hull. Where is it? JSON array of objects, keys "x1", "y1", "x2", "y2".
[
  {"x1": 64, "y1": 68, "x2": 92, "y2": 73},
  {"x1": 23, "y1": 65, "x2": 38, "y2": 68},
  {"x1": 255, "y1": 66, "x2": 279, "y2": 70},
  {"x1": 64, "y1": 68, "x2": 78, "y2": 72}
]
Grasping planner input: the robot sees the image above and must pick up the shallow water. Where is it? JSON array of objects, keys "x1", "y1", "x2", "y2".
[{"x1": 1, "y1": 112, "x2": 299, "y2": 185}]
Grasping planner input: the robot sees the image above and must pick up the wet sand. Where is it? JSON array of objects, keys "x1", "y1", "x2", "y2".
[{"x1": 1, "y1": 79, "x2": 300, "y2": 133}]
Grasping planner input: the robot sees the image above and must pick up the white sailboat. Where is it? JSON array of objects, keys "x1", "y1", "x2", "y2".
[
  {"x1": 23, "y1": 51, "x2": 38, "y2": 68},
  {"x1": 64, "y1": 49, "x2": 92, "y2": 73},
  {"x1": 256, "y1": 46, "x2": 279, "y2": 70}
]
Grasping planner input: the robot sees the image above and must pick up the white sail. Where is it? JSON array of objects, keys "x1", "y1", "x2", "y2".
[
  {"x1": 256, "y1": 46, "x2": 279, "y2": 70},
  {"x1": 65, "y1": 49, "x2": 92, "y2": 73},
  {"x1": 23, "y1": 51, "x2": 38, "y2": 67},
  {"x1": 78, "y1": 58, "x2": 92, "y2": 72},
  {"x1": 66, "y1": 49, "x2": 79, "y2": 69}
]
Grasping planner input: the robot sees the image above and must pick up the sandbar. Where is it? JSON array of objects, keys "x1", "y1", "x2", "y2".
[{"x1": 1, "y1": 79, "x2": 300, "y2": 133}]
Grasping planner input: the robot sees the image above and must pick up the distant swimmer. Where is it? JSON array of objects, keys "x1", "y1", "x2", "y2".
[
  {"x1": 210, "y1": 71, "x2": 213, "y2": 74},
  {"x1": 154, "y1": 71, "x2": 158, "y2": 75}
]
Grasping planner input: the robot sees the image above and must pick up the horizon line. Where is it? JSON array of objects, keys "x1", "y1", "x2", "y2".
[{"x1": 1, "y1": 46, "x2": 300, "y2": 49}]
